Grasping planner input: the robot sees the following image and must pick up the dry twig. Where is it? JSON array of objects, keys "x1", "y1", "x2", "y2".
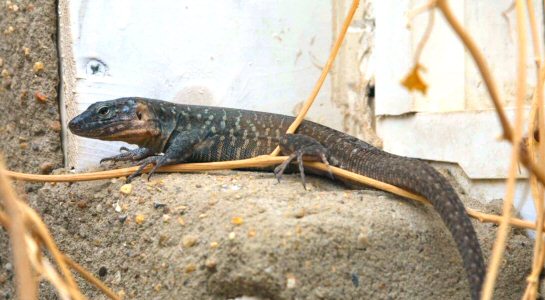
[
  {"x1": 522, "y1": 0, "x2": 545, "y2": 298},
  {"x1": 6, "y1": 157, "x2": 545, "y2": 234},
  {"x1": 482, "y1": 1, "x2": 527, "y2": 298},
  {"x1": 0, "y1": 159, "x2": 36, "y2": 300},
  {"x1": 0, "y1": 163, "x2": 119, "y2": 299}
]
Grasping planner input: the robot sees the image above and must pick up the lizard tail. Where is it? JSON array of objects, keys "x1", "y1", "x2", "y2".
[{"x1": 332, "y1": 146, "x2": 485, "y2": 299}]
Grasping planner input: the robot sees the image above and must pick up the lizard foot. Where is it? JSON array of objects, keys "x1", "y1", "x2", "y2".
[
  {"x1": 100, "y1": 147, "x2": 153, "y2": 164},
  {"x1": 126, "y1": 155, "x2": 167, "y2": 183},
  {"x1": 274, "y1": 134, "x2": 333, "y2": 190}
]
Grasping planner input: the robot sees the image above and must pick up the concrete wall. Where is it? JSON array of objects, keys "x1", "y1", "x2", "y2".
[{"x1": 0, "y1": 0, "x2": 62, "y2": 174}]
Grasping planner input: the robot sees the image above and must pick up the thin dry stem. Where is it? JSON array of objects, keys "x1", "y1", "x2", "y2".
[
  {"x1": 25, "y1": 236, "x2": 72, "y2": 300},
  {"x1": 270, "y1": 0, "x2": 359, "y2": 156},
  {"x1": 525, "y1": 90, "x2": 545, "y2": 300},
  {"x1": 412, "y1": 5, "x2": 436, "y2": 63},
  {"x1": 406, "y1": 0, "x2": 437, "y2": 27},
  {"x1": 0, "y1": 160, "x2": 36, "y2": 300},
  {"x1": 523, "y1": 0, "x2": 545, "y2": 298},
  {"x1": 466, "y1": 208, "x2": 540, "y2": 231},
  {"x1": 0, "y1": 195, "x2": 118, "y2": 299},
  {"x1": 62, "y1": 255, "x2": 120, "y2": 300},
  {"x1": 482, "y1": 1, "x2": 527, "y2": 299},
  {"x1": 17, "y1": 202, "x2": 84, "y2": 300},
  {"x1": 436, "y1": 0, "x2": 511, "y2": 141},
  {"x1": 6, "y1": 157, "x2": 545, "y2": 233}
]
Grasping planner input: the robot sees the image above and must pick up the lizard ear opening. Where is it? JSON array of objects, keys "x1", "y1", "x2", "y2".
[{"x1": 136, "y1": 103, "x2": 148, "y2": 121}]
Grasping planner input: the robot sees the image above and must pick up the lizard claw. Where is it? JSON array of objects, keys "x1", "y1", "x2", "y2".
[
  {"x1": 126, "y1": 156, "x2": 160, "y2": 182},
  {"x1": 126, "y1": 155, "x2": 168, "y2": 183},
  {"x1": 274, "y1": 152, "x2": 297, "y2": 184}
]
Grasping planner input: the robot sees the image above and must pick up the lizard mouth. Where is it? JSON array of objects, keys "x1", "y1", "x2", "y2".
[
  {"x1": 68, "y1": 115, "x2": 128, "y2": 138},
  {"x1": 68, "y1": 115, "x2": 157, "y2": 144}
]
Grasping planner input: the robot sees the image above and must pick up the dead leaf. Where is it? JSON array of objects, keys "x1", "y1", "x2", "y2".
[{"x1": 401, "y1": 64, "x2": 428, "y2": 95}]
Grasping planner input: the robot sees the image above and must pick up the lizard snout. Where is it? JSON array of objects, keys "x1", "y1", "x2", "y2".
[{"x1": 68, "y1": 114, "x2": 86, "y2": 134}]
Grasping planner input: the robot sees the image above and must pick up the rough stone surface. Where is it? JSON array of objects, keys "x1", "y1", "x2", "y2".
[
  {"x1": 0, "y1": 169, "x2": 533, "y2": 299},
  {"x1": 0, "y1": 0, "x2": 62, "y2": 173}
]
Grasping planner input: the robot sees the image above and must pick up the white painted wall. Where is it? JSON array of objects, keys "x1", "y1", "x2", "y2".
[{"x1": 61, "y1": 0, "x2": 337, "y2": 170}]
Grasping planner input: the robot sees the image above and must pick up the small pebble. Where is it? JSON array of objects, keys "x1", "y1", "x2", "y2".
[
  {"x1": 22, "y1": 47, "x2": 30, "y2": 56},
  {"x1": 2, "y1": 78, "x2": 12, "y2": 89},
  {"x1": 153, "y1": 202, "x2": 166, "y2": 209},
  {"x1": 98, "y1": 266, "x2": 107, "y2": 277},
  {"x1": 76, "y1": 200, "x2": 88, "y2": 209},
  {"x1": 153, "y1": 283, "x2": 162, "y2": 291},
  {"x1": 33, "y1": 61, "x2": 44, "y2": 73},
  {"x1": 247, "y1": 229, "x2": 256, "y2": 238},
  {"x1": 1, "y1": 69, "x2": 9, "y2": 78},
  {"x1": 294, "y1": 208, "x2": 306, "y2": 218},
  {"x1": 119, "y1": 184, "x2": 132, "y2": 195},
  {"x1": 210, "y1": 241, "x2": 219, "y2": 248},
  {"x1": 118, "y1": 215, "x2": 128, "y2": 224},
  {"x1": 357, "y1": 228, "x2": 370, "y2": 248},
  {"x1": 4, "y1": 263, "x2": 12, "y2": 271},
  {"x1": 158, "y1": 235, "x2": 169, "y2": 247},
  {"x1": 49, "y1": 120, "x2": 61, "y2": 132},
  {"x1": 34, "y1": 91, "x2": 47, "y2": 102},
  {"x1": 39, "y1": 162, "x2": 54, "y2": 174},
  {"x1": 182, "y1": 235, "x2": 198, "y2": 248},
  {"x1": 174, "y1": 205, "x2": 188, "y2": 214},
  {"x1": 205, "y1": 258, "x2": 217, "y2": 270},
  {"x1": 228, "y1": 232, "x2": 236, "y2": 240},
  {"x1": 231, "y1": 216, "x2": 243, "y2": 225},
  {"x1": 135, "y1": 214, "x2": 145, "y2": 224},
  {"x1": 351, "y1": 273, "x2": 360, "y2": 287},
  {"x1": 286, "y1": 274, "x2": 297, "y2": 289},
  {"x1": 4, "y1": 26, "x2": 14, "y2": 34},
  {"x1": 177, "y1": 217, "x2": 185, "y2": 225},
  {"x1": 185, "y1": 263, "x2": 196, "y2": 273},
  {"x1": 7, "y1": 2, "x2": 18, "y2": 12}
]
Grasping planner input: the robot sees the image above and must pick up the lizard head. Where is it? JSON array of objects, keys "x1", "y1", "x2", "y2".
[{"x1": 68, "y1": 97, "x2": 162, "y2": 144}]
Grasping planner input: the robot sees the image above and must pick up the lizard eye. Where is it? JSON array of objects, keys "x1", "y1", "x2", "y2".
[
  {"x1": 136, "y1": 111, "x2": 142, "y2": 120},
  {"x1": 97, "y1": 106, "x2": 110, "y2": 117}
]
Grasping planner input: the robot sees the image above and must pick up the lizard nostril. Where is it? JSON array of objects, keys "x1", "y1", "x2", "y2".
[{"x1": 68, "y1": 118, "x2": 78, "y2": 132}]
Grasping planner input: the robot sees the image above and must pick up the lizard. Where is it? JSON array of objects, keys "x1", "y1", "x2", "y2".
[{"x1": 68, "y1": 97, "x2": 485, "y2": 299}]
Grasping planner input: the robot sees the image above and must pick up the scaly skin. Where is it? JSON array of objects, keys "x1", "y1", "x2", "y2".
[{"x1": 69, "y1": 97, "x2": 485, "y2": 299}]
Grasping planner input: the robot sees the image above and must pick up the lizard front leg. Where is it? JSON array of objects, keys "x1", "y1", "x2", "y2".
[
  {"x1": 275, "y1": 133, "x2": 333, "y2": 189},
  {"x1": 100, "y1": 147, "x2": 154, "y2": 164},
  {"x1": 126, "y1": 130, "x2": 210, "y2": 182}
]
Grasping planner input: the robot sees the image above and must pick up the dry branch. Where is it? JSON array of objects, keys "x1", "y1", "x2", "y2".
[{"x1": 0, "y1": 164, "x2": 119, "y2": 299}]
